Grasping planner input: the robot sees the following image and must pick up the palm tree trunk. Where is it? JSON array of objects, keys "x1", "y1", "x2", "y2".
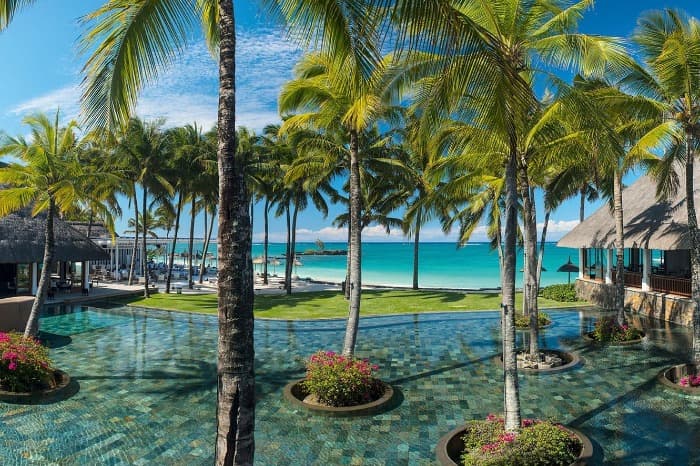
[
  {"x1": 342, "y1": 129, "x2": 362, "y2": 357},
  {"x1": 502, "y1": 143, "x2": 522, "y2": 433},
  {"x1": 142, "y1": 187, "x2": 150, "y2": 298},
  {"x1": 520, "y1": 176, "x2": 539, "y2": 359},
  {"x1": 613, "y1": 169, "x2": 625, "y2": 325},
  {"x1": 215, "y1": 1, "x2": 255, "y2": 463},
  {"x1": 580, "y1": 186, "x2": 586, "y2": 222},
  {"x1": 87, "y1": 209, "x2": 94, "y2": 239},
  {"x1": 188, "y1": 196, "x2": 196, "y2": 289},
  {"x1": 286, "y1": 205, "x2": 299, "y2": 295},
  {"x1": 536, "y1": 209, "x2": 550, "y2": 285},
  {"x1": 166, "y1": 191, "x2": 183, "y2": 293},
  {"x1": 128, "y1": 187, "x2": 139, "y2": 285},
  {"x1": 200, "y1": 208, "x2": 216, "y2": 284},
  {"x1": 412, "y1": 209, "x2": 421, "y2": 290},
  {"x1": 684, "y1": 134, "x2": 700, "y2": 363},
  {"x1": 284, "y1": 206, "x2": 291, "y2": 289},
  {"x1": 263, "y1": 198, "x2": 269, "y2": 285},
  {"x1": 24, "y1": 198, "x2": 55, "y2": 337},
  {"x1": 345, "y1": 215, "x2": 351, "y2": 300}
]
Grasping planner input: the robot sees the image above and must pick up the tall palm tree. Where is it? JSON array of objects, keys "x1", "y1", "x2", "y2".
[
  {"x1": 0, "y1": 111, "x2": 105, "y2": 336},
  {"x1": 116, "y1": 118, "x2": 172, "y2": 297},
  {"x1": 383, "y1": 0, "x2": 631, "y2": 432},
  {"x1": 280, "y1": 52, "x2": 402, "y2": 354},
  {"x1": 629, "y1": 9, "x2": 700, "y2": 362}
]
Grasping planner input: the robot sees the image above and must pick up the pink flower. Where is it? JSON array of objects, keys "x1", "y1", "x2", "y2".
[{"x1": 8, "y1": 361, "x2": 17, "y2": 371}]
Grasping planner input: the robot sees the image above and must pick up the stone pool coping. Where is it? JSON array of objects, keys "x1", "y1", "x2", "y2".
[
  {"x1": 283, "y1": 378, "x2": 394, "y2": 416},
  {"x1": 436, "y1": 423, "x2": 593, "y2": 465}
]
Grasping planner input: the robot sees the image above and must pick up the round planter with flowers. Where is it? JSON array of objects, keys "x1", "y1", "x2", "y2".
[
  {"x1": 0, "y1": 331, "x2": 72, "y2": 403},
  {"x1": 436, "y1": 415, "x2": 593, "y2": 466},
  {"x1": 658, "y1": 363, "x2": 700, "y2": 395},
  {"x1": 283, "y1": 350, "x2": 394, "y2": 416},
  {"x1": 583, "y1": 316, "x2": 645, "y2": 345}
]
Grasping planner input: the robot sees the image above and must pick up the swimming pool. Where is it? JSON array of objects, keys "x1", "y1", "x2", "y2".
[{"x1": 1, "y1": 304, "x2": 698, "y2": 464}]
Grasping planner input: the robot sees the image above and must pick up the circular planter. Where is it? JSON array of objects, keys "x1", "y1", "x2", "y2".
[
  {"x1": 495, "y1": 349, "x2": 581, "y2": 374},
  {"x1": 283, "y1": 378, "x2": 394, "y2": 416},
  {"x1": 583, "y1": 331, "x2": 645, "y2": 346},
  {"x1": 515, "y1": 320, "x2": 553, "y2": 331},
  {"x1": 436, "y1": 424, "x2": 593, "y2": 466},
  {"x1": 0, "y1": 369, "x2": 72, "y2": 404},
  {"x1": 657, "y1": 364, "x2": 700, "y2": 395}
]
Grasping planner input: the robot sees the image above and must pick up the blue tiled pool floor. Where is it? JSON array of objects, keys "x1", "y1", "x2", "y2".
[{"x1": 1, "y1": 304, "x2": 699, "y2": 464}]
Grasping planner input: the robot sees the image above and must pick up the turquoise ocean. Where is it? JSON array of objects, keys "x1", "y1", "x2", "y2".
[{"x1": 172, "y1": 241, "x2": 579, "y2": 290}]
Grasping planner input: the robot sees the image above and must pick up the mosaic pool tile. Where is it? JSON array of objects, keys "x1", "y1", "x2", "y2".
[{"x1": 1, "y1": 305, "x2": 700, "y2": 464}]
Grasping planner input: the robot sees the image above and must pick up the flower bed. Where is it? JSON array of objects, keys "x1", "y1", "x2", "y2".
[
  {"x1": 0, "y1": 331, "x2": 55, "y2": 393},
  {"x1": 303, "y1": 350, "x2": 384, "y2": 407},
  {"x1": 0, "y1": 331, "x2": 72, "y2": 403},
  {"x1": 436, "y1": 415, "x2": 592, "y2": 466},
  {"x1": 584, "y1": 316, "x2": 644, "y2": 344},
  {"x1": 658, "y1": 364, "x2": 700, "y2": 395},
  {"x1": 514, "y1": 311, "x2": 551, "y2": 329},
  {"x1": 283, "y1": 350, "x2": 394, "y2": 415}
]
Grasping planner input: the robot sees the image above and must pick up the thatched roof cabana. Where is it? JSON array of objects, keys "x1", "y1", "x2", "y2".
[
  {"x1": 558, "y1": 163, "x2": 700, "y2": 250},
  {"x1": 0, "y1": 212, "x2": 109, "y2": 263},
  {"x1": 67, "y1": 221, "x2": 115, "y2": 240}
]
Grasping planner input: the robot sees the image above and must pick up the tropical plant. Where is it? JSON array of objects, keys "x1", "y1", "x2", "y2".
[
  {"x1": 628, "y1": 9, "x2": 700, "y2": 363},
  {"x1": 384, "y1": 0, "x2": 631, "y2": 432},
  {"x1": 0, "y1": 331, "x2": 55, "y2": 393},
  {"x1": 0, "y1": 111, "x2": 106, "y2": 336},
  {"x1": 280, "y1": 52, "x2": 402, "y2": 353}
]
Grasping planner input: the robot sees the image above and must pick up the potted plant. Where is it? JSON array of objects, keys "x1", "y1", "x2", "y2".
[
  {"x1": 0, "y1": 331, "x2": 71, "y2": 403},
  {"x1": 583, "y1": 316, "x2": 645, "y2": 345},
  {"x1": 436, "y1": 415, "x2": 592, "y2": 465},
  {"x1": 283, "y1": 350, "x2": 393, "y2": 415}
]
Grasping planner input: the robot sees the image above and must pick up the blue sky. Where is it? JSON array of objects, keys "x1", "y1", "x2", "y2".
[{"x1": 0, "y1": 1, "x2": 698, "y2": 243}]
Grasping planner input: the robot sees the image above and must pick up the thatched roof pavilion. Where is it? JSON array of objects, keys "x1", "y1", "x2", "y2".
[
  {"x1": 558, "y1": 162, "x2": 699, "y2": 250},
  {"x1": 0, "y1": 212, "x2": 108, "y2": 263}
]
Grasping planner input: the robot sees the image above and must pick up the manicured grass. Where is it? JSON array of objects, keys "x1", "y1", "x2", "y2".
[{"x1": 126, "y1": 289, "x2": 587, "y2": 320}]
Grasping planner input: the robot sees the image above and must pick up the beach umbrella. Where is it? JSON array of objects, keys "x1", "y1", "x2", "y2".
[
  {"x1": 557, "y1": 256, "x2": 579, "y2": 284},
  {"x1": 293, "y1": 258, "x2": 303, "y2": 275},
  {"x1": 253, "y1": 256, "x2": 265, "y2": 274},
  {"x1": 520, "y1": 267, "x2": 546, "y2": 272},
  {"x1": 270, "y1": 259, "x2": 281, "y2": 274}
]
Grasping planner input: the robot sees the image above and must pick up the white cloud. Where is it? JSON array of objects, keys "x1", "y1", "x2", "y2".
[
  {"x1": 8, "y1": 28, "x2": 300, "y2": 132},
  {"x1": 10, "y1": 85, "x2": 80, "y2": 117}
]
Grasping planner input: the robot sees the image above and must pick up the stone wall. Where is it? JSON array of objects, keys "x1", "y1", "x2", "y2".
[{"x1": 575, "y1": 278, "x2": 694, "y2": 327}]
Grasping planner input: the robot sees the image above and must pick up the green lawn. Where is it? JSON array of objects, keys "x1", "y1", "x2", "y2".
[{"x1": 126, "y1": 289, "x2": 587, "y2": 320}]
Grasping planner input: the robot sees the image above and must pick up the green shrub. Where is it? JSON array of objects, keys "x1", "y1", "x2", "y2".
[
  {"x1": 461, "y1": 416, "x2": 582, "y2": 466},
  {"x1": 515, "y1": 311, "x2": 551, "y2": 328},
  {"x1": 591, "y1": 316, "x2": 643, "y2": 342},
  {"x1": 302, "y1": 350, "x2": 383, "y2": 407},
  {"x1": 540, "y1": 283, "x2": 578, "y2": 302},
  {"x1": 0, "y1": 332, "x2": 55, "y2": 393}
]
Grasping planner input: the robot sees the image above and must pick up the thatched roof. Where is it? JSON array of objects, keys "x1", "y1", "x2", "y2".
[
  {"x1": 0, "y1": 211, "x2": 109, "y2": 263},
  {"x1": 558, "y1": 163, "x2": 700, "y2": 250},
  {"x1": 67, "y1": 221, "x2": 116, "y2": 240}
]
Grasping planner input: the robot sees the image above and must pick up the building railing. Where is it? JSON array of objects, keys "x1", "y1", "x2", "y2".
[
  {"x1": 651, "y1": 274, "x2": 691, "y2": 297},
  {"x1": 610, "y1": 270, "x2": 642, "y2": 288}
]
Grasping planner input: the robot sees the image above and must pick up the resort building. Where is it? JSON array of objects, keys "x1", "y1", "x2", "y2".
[
  {"x1": 0, "y1": 211, "x2": 108, "y2": 297},
  {"x1": 558, "y1": 164, "x2": 698, "y2": 326},
  {"x1": 67, "y1": 221, "x2": 172, "y2": 280}
]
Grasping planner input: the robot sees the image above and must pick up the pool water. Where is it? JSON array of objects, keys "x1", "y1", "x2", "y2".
[{"x1": 1, "y1": 304, "x2": 699, "y2": 465}]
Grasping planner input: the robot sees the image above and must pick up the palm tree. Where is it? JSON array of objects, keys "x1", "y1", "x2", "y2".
[
  {"x1": 280, "y1": 52, "x2": 402, "y2": 354},
  {"x1": 382, "y1": 0, "x2": 631, "y2": 432},
  {"x1": 0, "y1": 111, "x2": 104, "y2": 336},
  {"x1": 0, "y1": 0, "x2": 389, "y2": 461},
  {"x1": 116, "y1": 118, "x2": 172, "y2": 297},
  {"x1": 629, "y1": 9, "x2": 700, "y2": 361}
]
